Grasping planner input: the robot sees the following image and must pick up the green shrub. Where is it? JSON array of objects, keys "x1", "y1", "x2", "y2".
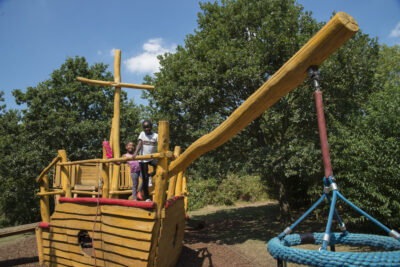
[
  {"x1": 187, "y1": 177, "x2": 219, "y2": 210},
  {"x1": 187, "y1": 173, "x2": 269, "y2": 211}
]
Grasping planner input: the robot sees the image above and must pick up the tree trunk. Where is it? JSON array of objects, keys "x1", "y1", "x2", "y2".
[{"x1": 274, "y1": 177, "x2": 292, "y2": 224}]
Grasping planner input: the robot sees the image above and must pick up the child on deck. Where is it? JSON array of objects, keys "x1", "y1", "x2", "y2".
[
  {"x1": 133, "y1": 120, "x2": 158, "y2": 202},
  {"x1": 122, "y1": 142, "x2": 141, "y2": 200}
]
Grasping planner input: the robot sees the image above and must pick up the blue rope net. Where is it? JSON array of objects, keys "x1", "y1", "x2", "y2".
[
  {"x1": 268, "y1": 233, "x2": 400, "y2": 267},
  {"x1": 267, "y1": 177, "x2": 400, "y2": 267}
]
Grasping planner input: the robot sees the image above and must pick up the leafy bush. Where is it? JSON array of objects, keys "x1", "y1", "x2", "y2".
[
  {"x1": 187, "y1": 177, "x2": 219, "y2": 210},
  {"x1": 187, "y1": 173, "x2": 269, "y2": 211}
]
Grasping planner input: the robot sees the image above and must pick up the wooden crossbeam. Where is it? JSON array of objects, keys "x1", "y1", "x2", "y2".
[{"x1": 76, "y1": 77, "x2": 154, "y2": 90}]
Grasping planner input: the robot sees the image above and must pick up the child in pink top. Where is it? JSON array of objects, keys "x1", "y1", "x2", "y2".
[{"x1": 122, "y1": 142, "x2": 141, "y2": 200}]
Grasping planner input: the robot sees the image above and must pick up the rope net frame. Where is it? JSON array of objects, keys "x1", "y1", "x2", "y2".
[
  {"x1": 266, "y1": 67, "x2": 400, "y2": 266},
  {"x1": 268, "y1": 233, "x2": 400, "y2": 267}
]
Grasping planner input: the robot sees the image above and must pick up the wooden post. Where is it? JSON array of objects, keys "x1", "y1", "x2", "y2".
[
  {"x1": 110, "y1": 49, "x2": 122, "y2": 198},
  {"x1": 175, "y1": 171, "x2": 184, "y2": 197},
  {"x1": 182, "y1": 173, "x2": 188, "y2": 215},
  {"x1": 153, "y1": 121, "x2": 170, "y2": 217},
  {"x1": 112, "y1": 49, "x2": 121, "y2": 158},
  {"x1": 167, "y1": 146, "x2": 181, "y2": 199},
  {"x1": 167, "y1": 12, "x2": 359, "y2": 178},
  {"x1": 102, "y1": 146, "x2": 110, "y2": 198},
  {"x1": 35, "y1": 227, "x2": 44, "y2": 265},
  {"x1": 58, "y1": 150, "x2": 71, "y2": 198},
  {"x1": 39, "y1": 174, "x2": 50, "y2": 223}
]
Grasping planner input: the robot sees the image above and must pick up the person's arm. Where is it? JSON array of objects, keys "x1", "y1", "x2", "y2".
[
  {"x1": 114, "y1": 153, "x2": 126, "y2": 165},
  {"x1": 133, "y1": 139, "x2": 143, "y2": 158}
]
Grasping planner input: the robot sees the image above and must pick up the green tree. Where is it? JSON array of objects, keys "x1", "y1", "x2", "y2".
[
  {"x1": 329, "y1": 45, "x2": 400, "y2": 230},
  {"x1": 0, "y1": 57, "x2": 142, "y2": 226},
  {"x1": 144, "y1": 0, "x2": 380, "y2": 222}
]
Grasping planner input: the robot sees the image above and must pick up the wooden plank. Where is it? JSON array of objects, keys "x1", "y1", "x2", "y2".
[
  {"x1": 43, "y1": 249, "x2": 73, "y2": 266},
  {"x1": 35, "y1": 227, "x2": 44, "y2": 265},
  {"x1": 167, "y1": 12, "x2": 359, "y2": 178},
  {"x1": 102, "y1": 215, "x2": 155, "y2": 233},
  {"x1": 103, "y1": 232, "x2": 151, "y2": 253},
  {"x1": 153, "y1": 121, "x2": 170, "y2": 218},
  {"x1": 102, "y1": 251, "x2": 148, "y2": 267},
  {"x1": 74, "y1": 184, "x2": 96, "y2": 190},
  {"x1": 71, "y1": 190, "x2": 100, "y2": 196},
  {"x1": 50, "y1": 217, "x2": 154, "y2": 240},
  {"x1": 43, "y1": 234, "x2": 148, "y2": 267},
  {"x1": 59, "y1": 150, "x2": 71, "y2": 198},
  {"x1": 37, "y1": 190, "x2": 64, "y2": 196},
  {"x1": 77, "y1": 164, "x2": 99, "y2": 186},
  {"x1": 101, "y1": 204, "x2": 156, "y2": 219},
  {"x1": 49, "y1": 219, "x2": 102, "y2": 232},
  {"x1": 44, "y1": 253, "x2": 93, "y2": 267},
  {"x1": 119, "y1": 163, "x2": 131, "y2": 189},
  {"x1": 43, "y1": 245, "x2": 108, "y2": 267},
  {"x1": 36, "y1": 156, "x2": 61, "y2": 183},
  {"x1": 43, "y1": 256, "x2": 71, "y2": 267},
  {"x1": 42, "y1": 231, "x2": 68, "y2": 243},
  {"x1": 54, "y1": 164, "x2": 62, "y2": 188},
  {"x1": 0, "y1": 222, "x2": 38, "y2": 238},
  {"x1": 54, "y1": 202, "x2": 97, "y2": 215},
  {"x1": 76, "y1": 76, "x2": 155, "y2": 90},
  {"x1": 70, "y1": 164, "x2": 76, "y2": 188},
  {"x1": 43, "y1": 238, "x2": 105, "y2": 258},
  {"x1": 51, "y1": 211, "x2": 98, "y2": 221},
  {"x1": 43, "y1": 230, "x2": 152, "y2": 251},
  {"x1": 48, "y1": 226, "x2": 103, "y2": 241},
  {"x1": 102, "y1": 240, "x2": 150, "y2": 260},
  {"x1": 167, "y1": 146, "x2": 181, "y2": 199},
  {"x1": 155, "y1": 199, "x2": 185, "y2": 267},
  {"x1": 102, "y1": 224, "x2": 153, "y2": 241}
]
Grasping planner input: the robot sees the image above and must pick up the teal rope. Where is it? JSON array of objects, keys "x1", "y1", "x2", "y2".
[{"x1": 268, "y1": 233, "x2": 400, "y2": 267}]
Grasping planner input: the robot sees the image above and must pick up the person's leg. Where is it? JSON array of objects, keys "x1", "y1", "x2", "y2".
[
  {"x1": 149, "y1": 160, "x2": 158, "y2": 176},
  {"x1": 131, "y1": 172, "x2": 139, "y2": 200},
  {"x1": 139, "y1": 162, "x2": 149, "y2": 199}
]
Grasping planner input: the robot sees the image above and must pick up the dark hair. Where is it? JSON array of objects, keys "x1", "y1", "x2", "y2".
[
  {"x1": 126, "y1": 141, "x2": 135, "y2": 146},
  {"x1": 142, "y1": 120, "x2": 152, "y2": 127}
]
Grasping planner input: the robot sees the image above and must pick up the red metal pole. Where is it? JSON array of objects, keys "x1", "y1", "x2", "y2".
[{"x1": 314, "y1": 90, "x2": 333, "y2": 178}]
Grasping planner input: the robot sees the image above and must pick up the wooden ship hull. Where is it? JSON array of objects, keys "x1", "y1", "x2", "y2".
[
  {"x1": 36, "y1": 196, "x2": 185, "y2": 267},
  {"x1": 34, "y1": 12, "x2": 358, "y2": 267}
]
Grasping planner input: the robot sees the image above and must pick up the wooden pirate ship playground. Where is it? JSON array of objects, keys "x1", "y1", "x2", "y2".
[{"x1": 34, "y1": 12, "x2": 399, "y2": 267}]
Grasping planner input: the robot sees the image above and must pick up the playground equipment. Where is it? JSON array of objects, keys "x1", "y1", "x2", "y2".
[
  {"x1": 33, "y1": 11, "x2": 394, "y2": 267},
  {"x1": 267, "y1": 66, "x2": 400, "y2": 266}
]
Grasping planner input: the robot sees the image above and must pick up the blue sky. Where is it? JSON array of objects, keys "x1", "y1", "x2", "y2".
[{"x1": 1, "y1": 0, "x2": 399, "y2": 110}]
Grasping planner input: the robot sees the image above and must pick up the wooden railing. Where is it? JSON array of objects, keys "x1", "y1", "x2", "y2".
[{"x1": 36, "y1": 121, "x2": 188, "y2": 221}]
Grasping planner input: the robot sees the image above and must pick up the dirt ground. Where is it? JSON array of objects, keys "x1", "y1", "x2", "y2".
[{"x1": 0, "y1": 201, "x2": 320, "y2": 267}]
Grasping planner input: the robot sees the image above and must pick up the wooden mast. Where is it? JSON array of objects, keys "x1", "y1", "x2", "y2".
[{"x1": 77, "y1": 49, "x2": 154, "y2": 198}]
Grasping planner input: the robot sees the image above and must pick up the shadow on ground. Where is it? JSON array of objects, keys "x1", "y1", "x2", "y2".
[
  {"x1": 184, "y1": 202, "x2": 325, "y2": 246},
  {"x1": 0, "y1": 256, "x2": 39, "y2": 267}
]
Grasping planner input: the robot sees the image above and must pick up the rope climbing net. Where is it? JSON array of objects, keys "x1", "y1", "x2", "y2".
[
  {"x1": 267, "y1": 66, "x2": 400, "y2": 267},
  {"x1": 268, "y1": 232, "x2": 400, "y2": 266}
]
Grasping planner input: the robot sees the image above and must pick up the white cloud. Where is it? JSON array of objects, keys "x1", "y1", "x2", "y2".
[
  {"x1": 97, "y1": 50, "x2": 102, "y2": 55},
  {"x1": 389, "y1": 22, "x2": 400, "y2": 38},
  {"x1": 110, "y1": 48, "x2": 117, "y2": 56},
  {"x1": 124, "y1": 38, "x2": 175, "y2": 74}
]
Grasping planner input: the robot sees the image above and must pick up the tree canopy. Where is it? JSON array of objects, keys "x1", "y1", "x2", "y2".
[
  {"x1": 0, "y1": 57, "x2": 142, "y2": 225},
  {"x1": 143, "y1": 0, "x2": 386, "y2": 223}
]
